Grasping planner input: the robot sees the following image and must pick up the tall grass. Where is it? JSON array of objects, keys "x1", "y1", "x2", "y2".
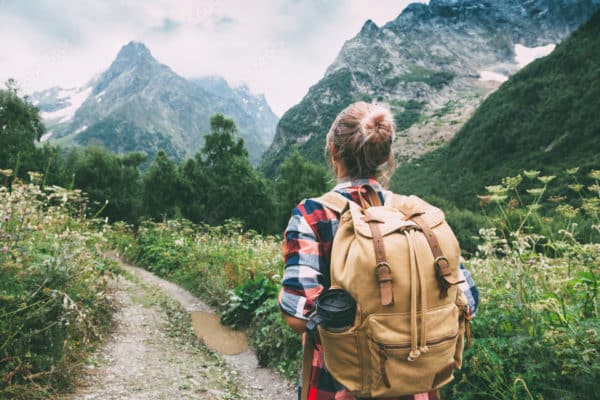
[{"x1": 0, "y1": 170, "x2": 119, "y2": 399}]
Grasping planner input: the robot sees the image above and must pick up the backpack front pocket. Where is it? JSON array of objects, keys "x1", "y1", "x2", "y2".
[
  {"x1": 318, "y1": 326, "x2": 365, "y2": 393},
  {"x1": 365, "y1": 303, "x2": 460, "y2": 397}
]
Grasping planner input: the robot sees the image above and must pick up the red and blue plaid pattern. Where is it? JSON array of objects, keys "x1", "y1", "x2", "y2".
[{"x1": 279, "y1": 178, "x2": 479, "y2": 400}]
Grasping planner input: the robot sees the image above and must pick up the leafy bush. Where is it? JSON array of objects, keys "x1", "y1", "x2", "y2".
[
  {"x1": 448, "y1": 170, "x2": 600, "y2": 399},
  {"x1": 0, "y1": 172, "x2": 118, "y2": 399},
  {"x1": 110, "y1": 219, "x2": 283, "y2": 309},
  {"x1": 248, "y1": 298, "x2": 302, "y2": 378},
  {"x1": 221, "y1": 277, "x2": 278, "y2": 329}
]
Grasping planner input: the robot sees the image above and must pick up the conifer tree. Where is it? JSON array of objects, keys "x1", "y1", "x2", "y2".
[
  {"x1": 200, "y1": 114, "x2": 275, "y2": 232},
  {"x1": 0, "y1": 80, "x2": 45, "y2": 176},
  {"x1": 142, "y1": 150, "x2": 181, "y2": 220}
]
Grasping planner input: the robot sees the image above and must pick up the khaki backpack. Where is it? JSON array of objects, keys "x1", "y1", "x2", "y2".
[{"x1": 301, "y1": 186, "x2": 472, "y2": 399}]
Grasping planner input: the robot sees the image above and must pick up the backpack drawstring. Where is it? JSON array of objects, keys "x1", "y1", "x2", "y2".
[
  {"x1": 406, "y1": 230, "x2": 421, "y2": 361},
  {"x1": 406, "y1": 229, "x2": 429, "y2": 360},
  {"x1": 415, "y1": 231, "x2": 429, "y2": 355}
]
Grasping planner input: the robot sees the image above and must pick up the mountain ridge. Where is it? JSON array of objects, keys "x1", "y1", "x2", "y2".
[
  {"x1": 33, "y1": 41, "x2": 278, "y2": 165},
  {"x1": 260, "y1": 0, "x2": 599, "y2": 177},
  {"x1": 390, "y1": 8, "x2": 600, "y2": 208}
]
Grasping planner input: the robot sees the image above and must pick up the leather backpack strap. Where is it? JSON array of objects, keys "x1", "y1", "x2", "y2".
[
  {"x1": 358, "y1": 184, "x2": 382, "y2": 208},
  {"x1": 300, "y1": 333, "x2": 315, "y2": 400},
  {"x1": 364, "y1": 215, "x2": 394, "y2": 306}
]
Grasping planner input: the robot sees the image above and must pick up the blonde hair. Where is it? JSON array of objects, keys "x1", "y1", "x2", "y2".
[{"x1": 325, "y1": 101, "x2": 396, "y2": 186}]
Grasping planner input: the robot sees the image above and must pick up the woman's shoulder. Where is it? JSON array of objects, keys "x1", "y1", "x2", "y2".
[{"x1": 286, "y1": 195, "x2": 341, "y2": 234}]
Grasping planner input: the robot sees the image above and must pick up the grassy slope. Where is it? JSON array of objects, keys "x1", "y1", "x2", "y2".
[{"x1": 391, "y1": 10, "x2": 600, "y2": 208}]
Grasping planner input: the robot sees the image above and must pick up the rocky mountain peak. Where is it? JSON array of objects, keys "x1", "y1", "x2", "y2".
[
  {"x1": 115, "y1": 41, "x2": 154, "y2": 64},
  {"x1": 34, "y1": 41, "x2": 279, "y2": 165},
  {"x1": 359, "y1": 19, "x2": 379, "y2": 36},
  {"x1": 393, "y1": 3, "x2": 431, "y2": 25},
  {"x1": 93, "y1": 41, "x2": 159, "y2": 95}
]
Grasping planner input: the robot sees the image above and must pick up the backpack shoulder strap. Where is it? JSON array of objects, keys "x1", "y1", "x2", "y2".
[{"x1": 313, "y1": 191, "x2": 350, "y2": 214}]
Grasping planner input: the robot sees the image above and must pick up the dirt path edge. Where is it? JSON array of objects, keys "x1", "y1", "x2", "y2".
[{"x1": 120, "y1": 260, "x2": 296, "y2": 400}]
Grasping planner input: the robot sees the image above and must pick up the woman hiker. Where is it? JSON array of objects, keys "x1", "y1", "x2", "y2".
[{"x1": 278, "y1": 101, "x2": 478, "y2": 400}]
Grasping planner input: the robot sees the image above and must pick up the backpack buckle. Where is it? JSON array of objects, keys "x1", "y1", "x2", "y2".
[
  {"x1": 375, "y1": 262, "x2": 392, "y2": 281},
  {"x1": 375, "y1": 262, "x2": 394, "y2": 306},
  {"x1": 434, "y1": 256, "x2": 450, "y2": 276}
]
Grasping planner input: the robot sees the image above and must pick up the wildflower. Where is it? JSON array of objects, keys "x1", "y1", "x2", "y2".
[
  {"x1": 589, "y1": 170, "x2": 600, "y2": 180},
  {"x1": 27, "y1": 172, "x2": 42, "y2": 184},
  {"x1": 565, "y1": 167, "x2": 580, "y2": 175},
  {"x1": 502, "y1": 175, "x2": 522, "y2": 190},
  {"x1": 548, "y1": 196, "x2": 566, "y2": 203},
  {"x1": 523, "y1": 170, "x2": 541, "y2": 180},
  {"x1": 588, "y1": 184, "x2": 600, "y2": 193},
  {"x1": 485, "y1": 185, "x2": 508, "y2": 195},
  {"x1": 1, "y1": 245, "x2": 8, "y2": 252},
  {"x1": 526, "y1": 188, "x2": 545, "y2": 196},
  {"x1": 538, "y1": 175, "x2": 556, "y2": 184},
  {"x1": 582, "y1": 198, "x2": 600, "y2": 214},
  {"x1": 556, "y1": 204, "x2": 579, "y2": 219},
  {"x1": 476, "y1": 195, "x2": 492, "y2": 205},
  {"x1": 568, "y1": 184, "x2": 584, "y2": 192}
]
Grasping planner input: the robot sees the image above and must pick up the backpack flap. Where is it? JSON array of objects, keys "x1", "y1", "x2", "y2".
[
  {"x1": 349, "y1": 203, "x2": 420, "y2": 238},
  {"x1": 384, "y1": 194, "x2": 446, "y2": 229}
]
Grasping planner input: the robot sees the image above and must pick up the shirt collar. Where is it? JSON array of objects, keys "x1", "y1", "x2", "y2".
[{"x1": 333, "y1": 177, "x2": 383, "y2": 192}]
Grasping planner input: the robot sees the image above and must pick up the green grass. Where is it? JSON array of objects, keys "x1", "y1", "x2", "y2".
[{"x1": 0, "y1": 176, "x2": 119, "y2": 399}]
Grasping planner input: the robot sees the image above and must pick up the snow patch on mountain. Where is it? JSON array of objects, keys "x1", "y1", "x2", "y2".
[
  {"x1": 515, "y1": 44, "x2": 556, "y2": 68},
  {"x1": 479, "y1": 70, "x2": 509, "y2": 82},
  {"x1": 40, "y1": 131, "x2": 53, "y2": 142},
  {"x1": 40, "y1": 87, "x2": 92, "y2": 123},
  {"x1": 95, "y1": 90, "x2": 106, "y2": 102},
  {"x1": 74, "y1": 125, "x2": 88, "y2": 135}
]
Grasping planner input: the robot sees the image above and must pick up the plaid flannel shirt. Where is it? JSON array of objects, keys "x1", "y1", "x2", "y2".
[{"x1": 279, "y1": 178, "x2": 479, "y2": 400}]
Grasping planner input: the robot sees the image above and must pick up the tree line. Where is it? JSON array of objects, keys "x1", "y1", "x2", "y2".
[{"x1": 0, "y1": 83, "x2": 330, "y2": 234}]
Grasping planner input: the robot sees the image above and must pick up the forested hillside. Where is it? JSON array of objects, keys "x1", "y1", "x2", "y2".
[
  {"x1": 260, "y1": 0, "x2": 599, "y2": 177},
  {"x1": 391, "y1": 9, "x2": 600, "y2": 209}
]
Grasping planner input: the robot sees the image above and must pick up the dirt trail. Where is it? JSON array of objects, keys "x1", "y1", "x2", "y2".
[{"x1": 70, "y1": 260, "x2": 296, "y2": 400}]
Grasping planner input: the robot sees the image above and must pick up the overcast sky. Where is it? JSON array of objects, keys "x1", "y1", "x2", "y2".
[{"x1": 0, "y1": 0, "x2": 426, "y2": 116}]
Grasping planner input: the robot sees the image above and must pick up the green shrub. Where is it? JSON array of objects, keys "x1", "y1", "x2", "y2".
[
  {"x1": 0, "y1": 174, "x2": 117, "y2": 399},
  {"x1": 248, "y1": 298, "x2": 302, "y2": 379},
  {"x1": 449, "y1": 170, "x2": 600, "y2": 399},
  {"x1": 221, "y1": 277, "x2": 278, "y2": 329},
  {"x1": 109, "y1": 219, "x2": 283, "y2": 309}
]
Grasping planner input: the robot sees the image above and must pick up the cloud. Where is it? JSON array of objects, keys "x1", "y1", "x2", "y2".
[
  {"x1": 213, "y1": 15, "x2": 237, "y2": 31},
  {"x1": 152, "y1": 18, "x2": 182, "y2": 34},
  {"x1": 1, "y1": 0, "x2": 83, "y2": 44},
  {"x1": 0, "y1": 0, "x2": 426, "y2": 116}
]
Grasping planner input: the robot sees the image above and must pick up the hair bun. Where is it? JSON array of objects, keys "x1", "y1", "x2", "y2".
[
  {"x1": 324, "y1": 101, "x2": 396, "y2": 184},
  {"x1": 361, "y1": 110, "x2": 394, "y2": 145}
]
